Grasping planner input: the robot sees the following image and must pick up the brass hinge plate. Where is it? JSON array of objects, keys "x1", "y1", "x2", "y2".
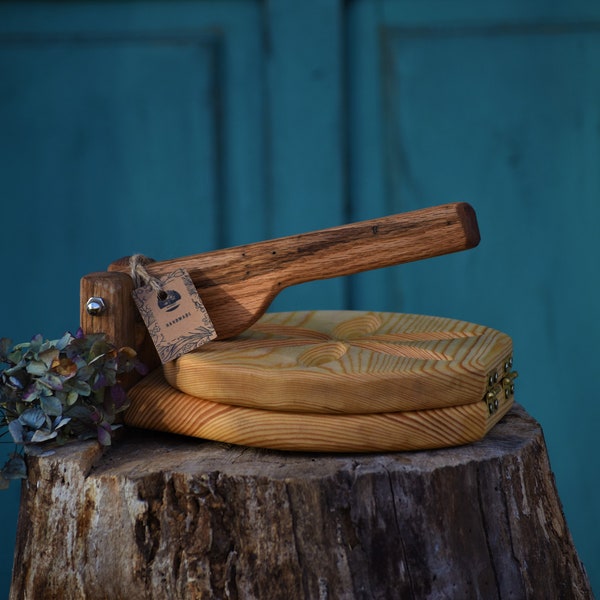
[{"x1": 484, "y1": 355, "x2": 518, "y2": 415}]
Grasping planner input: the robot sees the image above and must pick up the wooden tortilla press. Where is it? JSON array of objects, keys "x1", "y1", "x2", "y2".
[{"x1": 81, "y1": 203, "x2": 517, "y2": 452}]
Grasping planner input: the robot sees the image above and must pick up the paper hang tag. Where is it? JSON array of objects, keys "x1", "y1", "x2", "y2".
[{"x1": 132, "y1": 268, "x2": 217, "y2": 364}]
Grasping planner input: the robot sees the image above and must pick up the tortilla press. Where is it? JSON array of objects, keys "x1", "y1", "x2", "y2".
[{"x1": 82, "y1": 203, "x2": 517, "y2": 452}]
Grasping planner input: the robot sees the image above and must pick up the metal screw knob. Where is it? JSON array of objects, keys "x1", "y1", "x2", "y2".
[{"x1": 86, "y1": 297, "x2": 106, "y2": 316}]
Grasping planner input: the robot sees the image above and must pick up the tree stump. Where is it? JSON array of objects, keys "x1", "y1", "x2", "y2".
[{"x1": 10, "y1": 405, "x2": 593, "y2": 600}]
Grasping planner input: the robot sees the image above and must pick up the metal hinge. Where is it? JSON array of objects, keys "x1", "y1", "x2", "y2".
[{"x1": 484, "y1": 355, "x2": 518, "y2": 415}]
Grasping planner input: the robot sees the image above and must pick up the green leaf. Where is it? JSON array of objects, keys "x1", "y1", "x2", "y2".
[
  {"x1": 25, "y1": 360, "x2": 48, "y2": 376},
  {"x1": 11, "y1": 341, "x2": 30, "y2": 353},
  {"x1": 88, "y1": 340, "x2": 112, "y2": 362},
  {"x1": 38, "y1": 373, "x2": 64, "y2": 391},
  {"x1": 40, "y1": 395, "x2": 63, "y2": 417},
  {"x1": 18, "y1": 407, "x2": 46, "y2": 430},
  {"x1": 38, "y1": 347, "x2": 59, "y2": 369},
  {"x1": 75, "y1": 365, "x2": 95, "y2": 381},
  {"x1": 65, "y1": 404, "x2": 93, "y2": 423},
  {"x1": 8, "y1": 420, "x2": 24, "y2": 444},
  {"x1": 54, "y1": 416, "x2": 71, "y2": 430},
  {"x1": 67, "y1": 379, "x2": 91, "y2": 397},
  {"x1": 97, "y1": 423, "x2": 112, "y2": 446},
  {"x1": 21, "y1": 383, "x2": 42, "y2": 403},
  {"x1": 54, "y1": 332, "x2": 74, "y2": 351},
  {"x1": 66, "y1": 390, "x2": 79, "y2": 406},
  {"x1": 4, "y1": 362, "x2": 25, "y2": 376},
  {"x1": 30, "y1": 429, "x2": 58, "y2": 443},
  {"x1": 28, "y1": 334, "x2": 44, "y2": 355},
  {"x1": 6, "y1": 370, "x2": 28, "y2": 389}
]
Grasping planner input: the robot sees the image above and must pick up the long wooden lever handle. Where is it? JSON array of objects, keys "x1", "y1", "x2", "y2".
[{"x1": 110, "y1": 202, "x2": 479, "y2": 339}]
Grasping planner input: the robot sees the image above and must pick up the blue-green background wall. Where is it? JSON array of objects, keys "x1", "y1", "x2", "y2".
[{"x1": 1, "y1": 1, "x2": 598, "y2": 596}]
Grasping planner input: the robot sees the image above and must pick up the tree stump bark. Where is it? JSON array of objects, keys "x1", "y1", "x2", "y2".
[{"x1": 10, "y1": 405, "x2": 593, "y2": 600}]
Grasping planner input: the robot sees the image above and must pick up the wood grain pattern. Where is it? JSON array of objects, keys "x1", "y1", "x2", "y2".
[
  {"x1": 80, "y1": 271, "x2": 157, "y2": 388},
  {"x1": 125, "y1": 367, "x2": 513, "y2": 452},
  {"x1": 10, "y1": 406, "x2": 593, "y2": 599},
  {"x1": 80, "y1": 272, "x2": 137, "y2": 348},
  {"x1": 164, "y1": 311, "x2": 513, "y2": 414},
  {"x1": 109, "y1": 203, "x2": 480, "y2": 339}
]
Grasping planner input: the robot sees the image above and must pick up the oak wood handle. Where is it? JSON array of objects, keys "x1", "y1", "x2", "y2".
[
  {"x1": 109, "y1": 202, "x2": 479, "y2": 340},
  {"x1": 268, "y1": 202, "x2": 479, "y2": 287},
  {"x1": 112, "y1": 202, "x2": 479, "y2": 287}
]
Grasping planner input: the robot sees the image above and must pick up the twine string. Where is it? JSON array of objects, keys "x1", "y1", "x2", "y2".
[{"x1": 129, "y1": 254, "x2": 164, "y2": 295}]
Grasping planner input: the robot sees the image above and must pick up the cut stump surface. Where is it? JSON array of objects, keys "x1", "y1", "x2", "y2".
[{"x1": 10, "y1": 405, "x2": 593, "y2": 600}]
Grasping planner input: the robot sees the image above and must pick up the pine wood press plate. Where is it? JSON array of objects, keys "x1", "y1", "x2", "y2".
[{"x1": 125, "y1": 311, "x2": 516, "y2": 452}]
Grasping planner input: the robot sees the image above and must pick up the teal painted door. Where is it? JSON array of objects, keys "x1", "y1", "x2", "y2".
[
  {"x1": 347, "y1": 4, "x2": 600, "y2": 596},
  {"x1": 1, "y1": 1, "x2": 599, "y2": 596},
  {"x1": 0, "y1": 2, "x2": 347, "y2": 594}
]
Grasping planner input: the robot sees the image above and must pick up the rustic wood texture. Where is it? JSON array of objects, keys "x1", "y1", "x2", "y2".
[
  {"x1": 10, "y1": 405, "x2": 593, "y2": 600},
  {"x1": 80, "y1": 271, "x2": 137, "y2": 348},
  {"x1": 108, "y1": 203, "x2": 480, "y2": 340},
  {"x1": 80, "y1": 271, "x2": 158, "y2": 388},
  {"x1": 164, "y1": 311, "x2": 513, "y2": 413},
  {"x1": 126, "y1": 368, "x2": 512, "y2": 452}
]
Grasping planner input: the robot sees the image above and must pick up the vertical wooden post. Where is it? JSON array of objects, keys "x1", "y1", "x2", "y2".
[
  {"x1": 80, "y1": 271, "x2": 136, "y2": 349},
  {"x1": 80, "y1": 272, "x2": 159, "y2": 387}
]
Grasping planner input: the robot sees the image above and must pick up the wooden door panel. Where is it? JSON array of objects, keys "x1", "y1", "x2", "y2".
[
  {"x1": 1, "y1": 1, "x2": 598, "y2": 595},
  {"x1": 2, "y1": 38, "x2": 222, "y2": 244},
  {"x1": 0, "y1": 3, "x2": 266, "y2": 341},
  {"x1": 348, "y1": 3, "x2": 600, "y2": 589},
  {"x1": 0, "y1": 7, "x2": 266, "y2": 594}
]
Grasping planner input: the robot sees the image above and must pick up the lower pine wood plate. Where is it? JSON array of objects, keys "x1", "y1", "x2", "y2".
[{"x1": 125, "y1": 368, "x2": 514, "y2": 453}]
